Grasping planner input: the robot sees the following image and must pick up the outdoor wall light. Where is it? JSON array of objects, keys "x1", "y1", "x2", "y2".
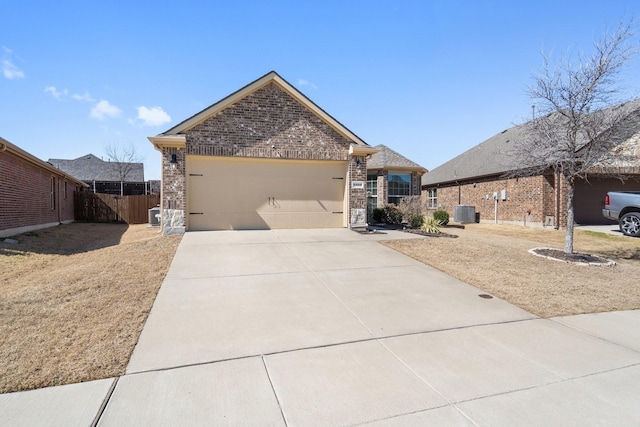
[
  {"x1": 170, "y1": 153, "x2": 178, "y2": 171},
  {"x1": 356, "y1": 159, "x2": 362, "y2": 169}
]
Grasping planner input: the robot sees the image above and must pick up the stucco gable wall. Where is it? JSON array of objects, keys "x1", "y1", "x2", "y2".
[{"x1": 185, "y1": 83, "x2": 351, "y2": 160}]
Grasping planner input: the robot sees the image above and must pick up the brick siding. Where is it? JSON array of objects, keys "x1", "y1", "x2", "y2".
[
  {"x1": 422, "y1": 174, "x2": 567, "y2": 226},
  {"x1": 1, "y1": 150, "x2": 78, "y2": 236},
  {"x1": 161, "y1": 82, "x2": 362, "y2": 228}
]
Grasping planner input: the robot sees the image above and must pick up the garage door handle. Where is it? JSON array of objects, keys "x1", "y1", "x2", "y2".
[{"x1": 190, "y1": 212, "x2": 204, "y2": 215}]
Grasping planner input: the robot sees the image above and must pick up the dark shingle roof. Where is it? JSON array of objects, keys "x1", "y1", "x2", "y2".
[
  {"x1": 367, "y1": 144, "x2": 427, "y2": 172},
  {"x1": 422, "y1": 99, "x2": 640, "y2": 187},
  {"x1": 421, "y1": 126, "x2": 525, "y2": 186},
  {"x1": 48, "y1": 154, "x2": 145, "y2": 182}
]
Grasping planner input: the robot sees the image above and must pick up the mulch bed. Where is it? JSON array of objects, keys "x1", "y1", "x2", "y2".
[
  {"x1": 529, "y1": 247, "x2": 616, "y2": 266},
  {"x1": 404, "y1": 229, "x2": 459, "y2": 238}
]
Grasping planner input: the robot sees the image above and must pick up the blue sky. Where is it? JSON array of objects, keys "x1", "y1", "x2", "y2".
[{"x1": 2, "y1": 1, "x2": 639, "y2": 180}]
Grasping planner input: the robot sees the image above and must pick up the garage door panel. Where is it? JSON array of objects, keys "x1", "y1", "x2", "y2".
[{"x1": 187, "y1": 156, "x2": 346, "y2": 230}]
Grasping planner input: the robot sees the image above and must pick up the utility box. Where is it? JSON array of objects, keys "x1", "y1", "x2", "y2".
[
  {"x1": 148, "y1": 207, "x2": 161, "y2": 226},
  {"x1": 454, "y1": 205, "x2": 476, "y2": 223}
]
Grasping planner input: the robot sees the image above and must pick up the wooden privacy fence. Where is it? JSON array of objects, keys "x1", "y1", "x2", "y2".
[{"x1": 75, "y1": 193, "x2": 160, "y2": 224}]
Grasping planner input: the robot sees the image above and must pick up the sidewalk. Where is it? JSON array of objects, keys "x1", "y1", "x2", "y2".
[{"x1": 1, "y1": 228, "x2": 639, "y2": 426}]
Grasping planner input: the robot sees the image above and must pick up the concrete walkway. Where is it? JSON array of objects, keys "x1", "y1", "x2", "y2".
[{"x1": 2, "y1": 228, "x2": 640, "y2": 426}]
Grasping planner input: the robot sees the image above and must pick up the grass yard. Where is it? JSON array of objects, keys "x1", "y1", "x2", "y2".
[
  {"x1": 0, "y1": 223, "x2": 181, "y2": 394},
  {"x1": 383, "y1": 223, "x2": 640, "y2": 319}
]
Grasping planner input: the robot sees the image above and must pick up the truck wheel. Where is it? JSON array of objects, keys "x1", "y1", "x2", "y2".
[{"x1": 620, "y1": 212, "x2": 640, "y2": 237}]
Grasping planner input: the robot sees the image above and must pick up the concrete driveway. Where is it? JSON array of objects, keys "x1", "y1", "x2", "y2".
[{"x1": 3, "y1": 228, "x2": 640, "y2": 426}]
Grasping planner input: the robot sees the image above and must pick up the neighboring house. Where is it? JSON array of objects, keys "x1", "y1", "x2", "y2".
[
  {"x1": 48, "y1": 154, "x2": 151, "y2": 195},
  {"x1": 422, "y1": 100, "x2": 640, "y2": 227},
  {"x1": 366, "y1": 144, "x2": 427, "y2": 216},
  {"x1": 149, "y1": 71, "x2": 377, "y2": 234},
  {"x1": 0, "y1": 137, "x2": 88, "y2": 238}
]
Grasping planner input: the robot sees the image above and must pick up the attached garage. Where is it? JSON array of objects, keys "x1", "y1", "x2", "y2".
[
  {"x1": 150, "y1": 71, "x2": 376, "y2": 234},
  {"x1": 187, "y1": 156, "x2": 347, "y2": 230}
]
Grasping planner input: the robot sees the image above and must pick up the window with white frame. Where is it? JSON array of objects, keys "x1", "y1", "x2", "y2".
[
  {"x1": 427, "y1": 188, "x2": 437, "y2": 208},
  {"x1": 367, "y1": 173, "x2": 378, "y2": 215}
]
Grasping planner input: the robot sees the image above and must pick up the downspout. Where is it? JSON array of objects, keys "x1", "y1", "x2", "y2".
[{"x1": 57, "y1": 177, "x2": 62, "y2": 224}]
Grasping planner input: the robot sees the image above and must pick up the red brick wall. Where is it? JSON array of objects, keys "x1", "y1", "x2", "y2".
[
  {"x1": 422, "y1": 174, "x2": 562, "y2": 226},
  {"x1": 1, "y1": 150, "x2": 78, "y2": 235}
]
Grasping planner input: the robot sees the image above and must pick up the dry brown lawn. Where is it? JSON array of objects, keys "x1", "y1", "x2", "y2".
[
  {"x1": 1, "y1": 222, "x2": 639, "y2": 395},
  {"x1": 383, "y1": 223, "x2": 640, "y2": 319},
  {"x1": 0, "y1": 223, "x2": 181, "y2": 394}
]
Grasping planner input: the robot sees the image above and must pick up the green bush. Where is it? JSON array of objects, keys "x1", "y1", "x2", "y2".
[
  {"x1": 372, "y1": 208, "x2": 385, "y2": 223},
  {"x1": 433, "y1": 210, "x2": 449, "y2": 226},
  {"x1": 409, "y1": 214, "x2": 425, "y2": 228},
  {"x1": 384, "y1": 205, "x2": 403, "y2": 224}
]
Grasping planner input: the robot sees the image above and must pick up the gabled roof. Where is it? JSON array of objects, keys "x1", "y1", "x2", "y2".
[
  {"x1": 367, "y1": 144, "x2": 427, "y2": 173},
  {"x1": 151, "y1": 71, "x2": 369, "y2": 149},
  {"x1": 422, "y1": 99, "x2": 640, "y2": 187},
  {"x1": 48, "y1": 154, "x2": 145, "y2": 182},
  {"x1": 421, "y1": 126, "x2": 526, "y2": 186},
  {"x1": 0, "y1": 137, "x2": 88, "y2": 187}
]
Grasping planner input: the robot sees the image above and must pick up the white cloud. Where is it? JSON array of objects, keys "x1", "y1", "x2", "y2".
[
  {"x1": 72, "y1": 91, "x2": 95, "y2": 102},
  {"x1": 44, "y1": 86, "x2": 68, "y2": 99},
  {"x1": 91, "y1": 100, "x2": 122, "y2": 120},
  {"x1": 2, "y1": 46, "x2": 25, "y2": 79},
  {"x1": 136, "y1": 106, "x2": 171, "y2": 126},
  {"x1": 297, "y1": 78, "x2": 318, "y2": 90},
  {"x1": 3, "y1": 60, "x2": 24, "y2": 79}
]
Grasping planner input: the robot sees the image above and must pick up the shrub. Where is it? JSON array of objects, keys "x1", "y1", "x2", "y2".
[
  {"x1": 384, "y1": 205, "x2": 403, "y2": 224},
  {"x1": 398, "y1": 196, "x2": 424, "y2": 219},
  {"x1": 421, "y1": 217, "x2": 442, "y2": 234},
  {"x1": 372, "y1": 208, "x2": 385, "y2": 223},
  {"x1": 409, "y1": 214, "x2": 425, "y2": 228},
  {"x1": 433, "y1": 210, "x2": 449, "y2": 226}
]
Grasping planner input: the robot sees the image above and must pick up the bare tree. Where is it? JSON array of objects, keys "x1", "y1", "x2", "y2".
[
  {"x1": 510, "y1": 20, "x2": 639, "y2": 253},
  {"x1": 104, "y1": 141, "x2": 143, "y2": 195}
]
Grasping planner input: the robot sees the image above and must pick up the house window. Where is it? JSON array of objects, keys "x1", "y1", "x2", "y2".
[
  {"x1": 387, "y1": 173, "x2": 410, "y2": 205},
  {"x1": 51, "y1": 177, "x2": 56, "y2": 209},
  {"x1": 367, "y1": 174, "x2": 378, "y2": 215},
  {"x1": 427, "y1": 188, "x2": 437, "y2": 209}
]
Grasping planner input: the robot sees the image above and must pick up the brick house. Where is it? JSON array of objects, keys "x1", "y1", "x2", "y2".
[
  {"x1": 0, "y1": 137, "x2": 88, "y2": 238},
  {"x1": 366, "y1": 144, "x2": 427, "y2": 217},
  {"x1": 149, "y1": 71, "x2": 377, "y2": 234},
  {"x1": 48, "y1": 154, "x2": 155, "y2": 195},
  {"x1": 422, "y1": 101, "x2": 640, "y2": 227}
]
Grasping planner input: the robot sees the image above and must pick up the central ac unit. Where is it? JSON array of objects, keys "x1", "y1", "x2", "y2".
[{"x1": 454, "y1": 205, "x2": 476, "y2": 223}]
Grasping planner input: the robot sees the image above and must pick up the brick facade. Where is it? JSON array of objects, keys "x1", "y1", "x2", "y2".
[
  {"x1": 423, "y1": 174, "x2": 566, "y2": 227},
  {"x1": 1, "y1": 147, "x2": 82, "y2": 237},
  {"x1": 158, "y1": 79, "x2": 368, "y2": 232},
  {"x1": 186, "y1": 84, "x2": 351, "y2": 162}
]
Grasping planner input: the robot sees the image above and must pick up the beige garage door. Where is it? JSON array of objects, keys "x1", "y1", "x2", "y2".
[{"x1": 187, "y1": 156, "x2": 347, "y2": 230}]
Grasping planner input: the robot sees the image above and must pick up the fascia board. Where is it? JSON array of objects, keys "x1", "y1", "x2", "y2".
[
  {"x1": 148, "y1": 135, "x2": 187, "y2": 151},
  {"x1": 164, "y1": 71, "x2": 370, "y2": 147},
  {"x1": 0, "y1": 137, "x2": 89, "y2": 187}
]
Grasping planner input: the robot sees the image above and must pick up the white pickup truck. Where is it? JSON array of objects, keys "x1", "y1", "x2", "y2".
[{"x1": 602, "y1": 191, "x2": 640, "y2": 237}]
